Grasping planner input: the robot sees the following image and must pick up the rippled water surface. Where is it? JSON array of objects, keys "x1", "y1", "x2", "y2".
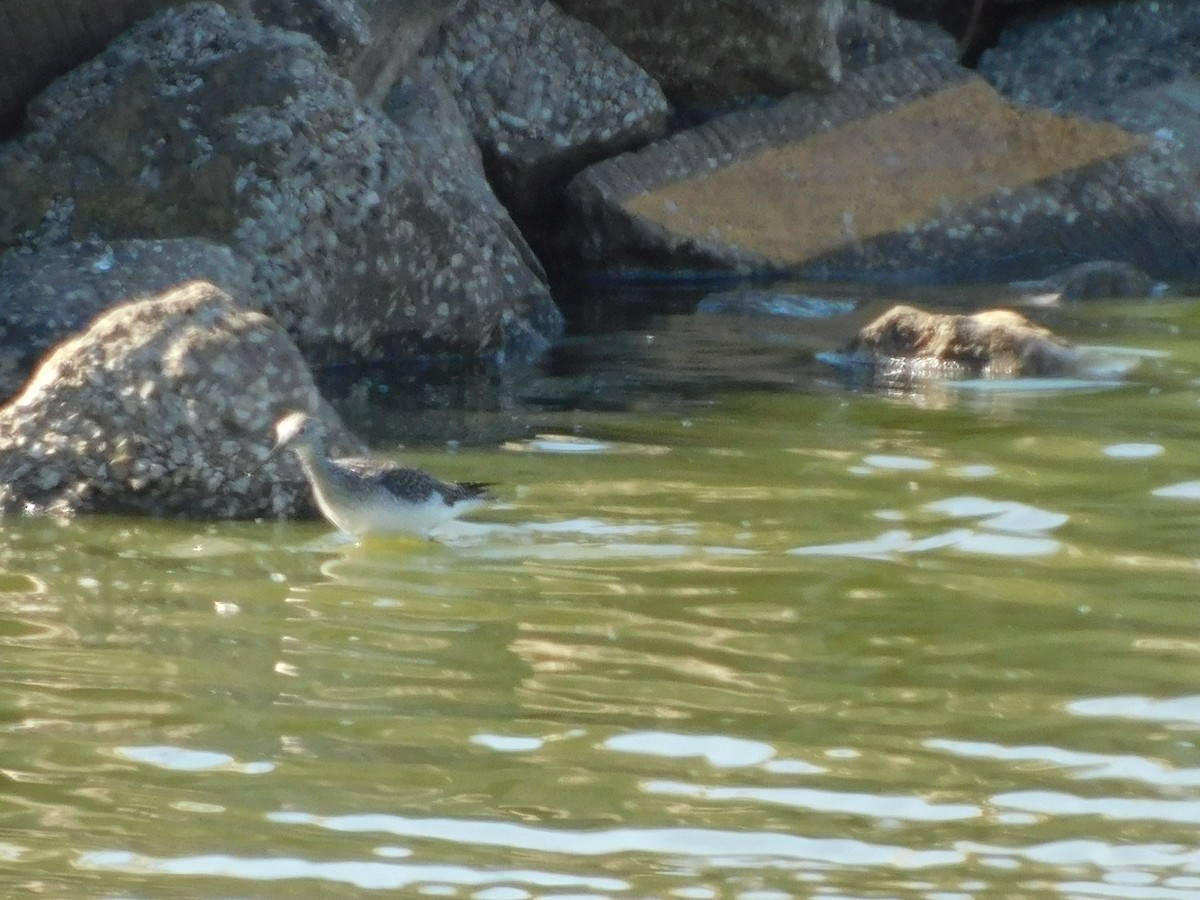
[{"x1": 4, "y1": 292, "x2": 1200, "y2": 899}]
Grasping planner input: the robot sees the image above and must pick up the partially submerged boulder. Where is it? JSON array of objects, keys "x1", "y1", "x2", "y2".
[
  {"x1": 837, "y1": 305, "x2": 1081, "y2": 380},
  {"x1": 0, "y1": 237, "x2": 254, "y2": 404},
  {"x1": 0, "y1": 281, "x2": 363, "y2": 519},
  {"x1": 1011, "y1": 260, "x2": 1165, "y2": 304},
  {"x1": 566, "y1": 54, "x2": 1200, "y2": 282}
]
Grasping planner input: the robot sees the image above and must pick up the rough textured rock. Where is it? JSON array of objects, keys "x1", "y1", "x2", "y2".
[
  {"x1": 251, "y1": 0, "x2": 370, "y2": 67},
  {"x1": 419, "y1": 0, "x2": 669, "y2": 224},
  {"x1": 0, "y1": 281, "x2": 363, "y2": 519},
  {"x1": 0, "y1": 2, "x2": 558, "y2": 367},
  {"x1": 0, "y1": 237, "x2": 254, "y2": 403},
  {"x1": 566, "y1": 54, "x2": 1200, "y2": 282},
  {"x1": 0, "y1": 0, "x2": 175, "y2": 138},
  {"x1": 980, "y1": 0, "x2": 1200, "y2": 120},
  {"x1": 838, "y1": 304, "x2": 1081, "y2": 379},
  {"x1": 0, "y1": 0, "x2": 382, "y2": 139},
  {"x1": 554, "y1": 0, "x2": 844, "y2": 106},
  {"x1": 980, "y1": 0, "x2": 1200, "y2": 173},
  {"x1": 838, "y1": 0, "x2": 958, "y2": 71}
]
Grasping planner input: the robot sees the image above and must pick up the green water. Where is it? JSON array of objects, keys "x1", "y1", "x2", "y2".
[{"x1": 4, "y1": 295, "x2": 1200, "y2": 899}]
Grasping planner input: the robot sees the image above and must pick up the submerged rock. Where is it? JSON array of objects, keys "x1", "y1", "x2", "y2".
[
  {"x1": 1011, "y1": 260, "x2": 1165, "y2": 304},
  {"x1": 836, "y1": 304, "x2": 1082, "y2": 380},
  {"x1": 566, "y1": 54, "x2": 1200, "y2": 282},
  {"x1": 0, "y1": 281, "x2": 363, "y2": 519},
  {"x1": 696, "y1": 288, "x2": 856, "y2": 319}
]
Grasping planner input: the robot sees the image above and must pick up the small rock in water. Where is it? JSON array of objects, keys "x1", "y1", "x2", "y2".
[
  {"x1": 696, "y1": 288, "x2": 856, "y2": 319},
  {"x1": 1011, "y1": 260, "x2": 1166, "y2": 303}
]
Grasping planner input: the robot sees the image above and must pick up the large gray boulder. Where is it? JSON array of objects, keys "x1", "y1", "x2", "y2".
[
  {"x1": 418, "y1": 0, "x2": 669, "y2": 224},
  {"x1": 566, "y1": 53, "x2": 1200, "y2": 282},
  {"x1": 0, "y1": 237, "x2": 254, "y2": 403},
  {"x1": 0, "y1": 1, "x2": 559, "y2": 367},
  {"x1": 553, "y1": 0, "x2": 845, "y2": 106},
  {"x1": 0, "y1": 281, "x2": 362, "y2": 519},
  {"x1": 980, "y1": 0, "x2": 1200, "y2": 173}
]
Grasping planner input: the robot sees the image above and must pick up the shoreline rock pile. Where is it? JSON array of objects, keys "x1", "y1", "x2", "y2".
[{"x1": 0, "y1": 0, "x2": 1194, "y2": 517}]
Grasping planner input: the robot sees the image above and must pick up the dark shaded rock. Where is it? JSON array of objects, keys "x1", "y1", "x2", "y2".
[
  {"x1": 566, "y1": 54, "x2": 1200, "y2": 282},
  {"x1": 838, "y1": 0, "x2": 958, "y2": 71},
  {"x1": 0, "y1": 2, "x2": 558, "y2": 367},
  {"x1": 0, "y1": 238, "x2": 254, "y2": 403},
  {"x1": 250, "y1": 0, "x2": 370, "y2": 66},
  {"x1": 1011, "y1": 260, "x2": 1165, "y2": 303},
  {"x1": 553, "y1": 0, "x2": 844, "y2": 106},
  {"x1": 350, "y1": 0, "x2": 456, "y2": 104},
  {"x1": 419, "y1": 0, "x2": 669, "y2": 223},
  {"x1": 837, "y1": 304, "x2": 1081, "y2": 379},
  {"x1": 0, "y1": 281, "x2": 363, "y2": 519},
  {"x1": 0, "y1": 0, "x2": 383, "y2": 139},
  {"x1": 0, "y1": 0, "x2": 176, "y2": 138}
]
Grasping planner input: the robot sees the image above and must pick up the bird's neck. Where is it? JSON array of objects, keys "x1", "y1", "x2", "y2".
[{"x1": 291, "y1": 441, "x2": 327, "y2": 476}]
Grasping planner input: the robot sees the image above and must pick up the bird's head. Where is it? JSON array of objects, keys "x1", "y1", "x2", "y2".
[{"x1": 273, "y1": 411, "x2": 322, "y2": 456}]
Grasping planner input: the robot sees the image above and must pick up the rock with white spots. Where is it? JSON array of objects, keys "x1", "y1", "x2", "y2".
[
  {"x1": 0, "y1": 1, "x2": 559, "y2": 368},
  {"x1": 418, "y1": 0, "x2": 669, "y2": 224},
  {"x1": 0, "y1": 237, "x2": 254, "y2": 403},
  {"x1": 0, "y1": 281, "x2": 363, "y2": 519}
]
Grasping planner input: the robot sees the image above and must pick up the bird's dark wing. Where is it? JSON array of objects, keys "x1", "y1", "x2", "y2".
[{"x1": 338, "y1": 457, "x2": 493, "y2": 505}]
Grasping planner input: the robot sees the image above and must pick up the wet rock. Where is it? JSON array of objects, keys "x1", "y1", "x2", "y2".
[
  {"x1": 566, "y1": 54, "x2": 1200, "y2": 282},
  {"x1": 836, "y1": 304, "x2": 1081, "y2": 380},
  {"x1": 696, "y1": 288, "x2": 856, "y2": 319},
  {"x1": 1011, "y1": 260, "x2": 1165, "y2": 304},
  {"x1": 0, "y1": 281, "x2": 364, "y2": 519},
  {"x1": 0, "y1": 238, "x2": 253, "y2": 403},
  {"x1": 553, "y1": 0, "x2": 844, "y2": 106},
  {"x1": 419, "y1": 0, "x2": 669, "y2": 223},
  {"x1": 0, "y1": 2, "x2": 558, "y2": 367}
]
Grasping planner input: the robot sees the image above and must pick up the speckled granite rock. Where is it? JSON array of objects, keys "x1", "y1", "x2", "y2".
[
  {"x1": 0, "y1": 238, "x2": 254, "y2": 403},
  {"x1": 980, "y1": 0, "x2": 1200, "y2": 119},
  {"x1": 419, "y1": 0, "x2": 669, "y2": 223},
  {"x1": 980, "y1": 0, "x2": 1200, "y2": 172},
  {"x1": 0, "y1": 281, "x2": 363, "y2": 519},
  {"x1": 0, "y1": 1, "x2": 558, "y2": 367},
  {"x1": 838, "y1": 0, "x2": 958, "y2": 72},
  {"x1": 0, "y1": 0, "x2": 381, "y2": 139},
  {"x1": 554, "y1": 0, "x2": 844, "y2": 105},
  {"x1": 566, "y1": 54, "x2": 1200, "y2": 281}
]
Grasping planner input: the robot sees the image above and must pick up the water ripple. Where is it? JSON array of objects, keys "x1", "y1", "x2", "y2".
[
  {"x1": 267, "y1": 811, "x2": 965, "y2": 868},
  {"x1": 77, "y1": 850, "x2": 627, "y2": 892}
]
